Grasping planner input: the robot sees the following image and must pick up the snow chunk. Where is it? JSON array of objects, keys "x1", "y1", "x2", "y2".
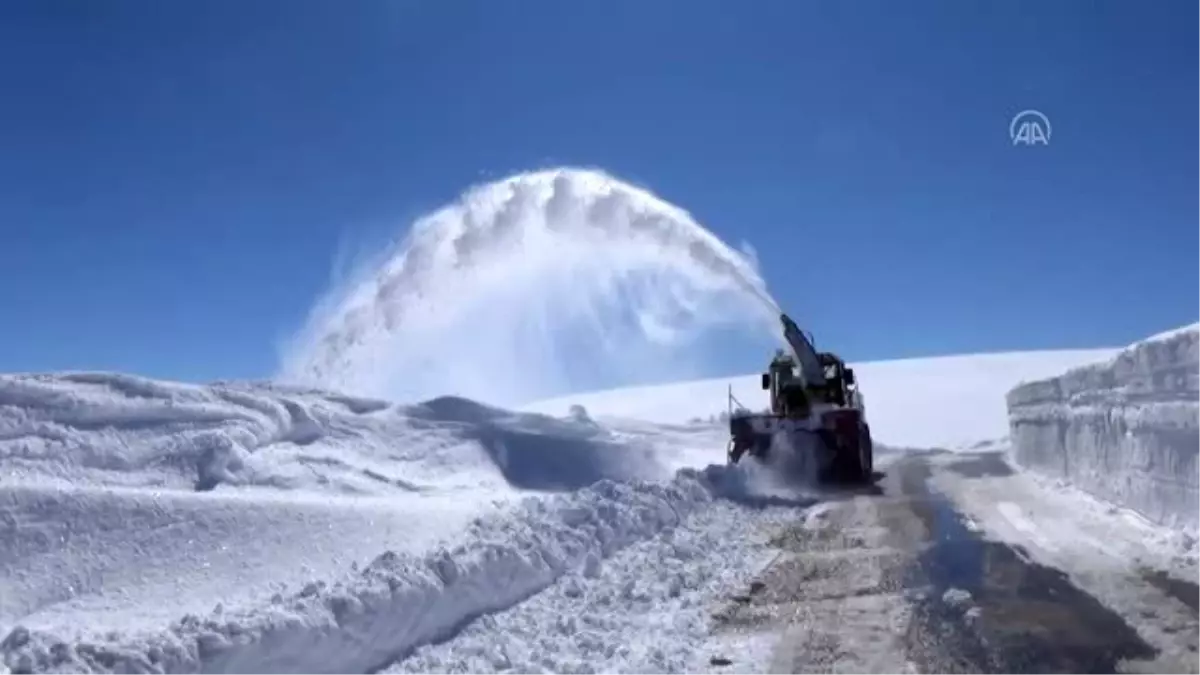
[
  {"x1": 1006, "y1": 324, "x2": 1199, "y2": 530},
  {"x1": 941, "y1": 587, "x2": 973, "y2": 611}
]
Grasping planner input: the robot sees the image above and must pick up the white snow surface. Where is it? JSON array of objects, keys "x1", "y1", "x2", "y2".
[
  {"x1": 3, "y1": 476, "x2": 725, "y2": 674},
  {"x1": 525, "y1": 348, "x2": 1120, "y2": 450},
  {"x1": 1006, "y1": 324, "x2": 1200, "y2": 531},
  {"x1": 385, "y1": 496, "x2": 799, "y2": 675},
  {"x1": 0, "y1": 343, "x2": 1173, "y2": 674},
  {"x1": 0, "y1": 369, "x2": 700, "y2": 667},
  {"x1": 0, "y1": 370, "x2": 801, "y2": 674}
]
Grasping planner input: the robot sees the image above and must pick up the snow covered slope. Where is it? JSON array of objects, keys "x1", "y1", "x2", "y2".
[
  {"x1": 0, "y1": 371, "x2": 795, "y2": 674},
  {"x1": 1006, "y1": 324, "x2": 1200, "y2": 530},
  {"x1": 525, "y1": 348, "x2": 1120, "y2": 450}
]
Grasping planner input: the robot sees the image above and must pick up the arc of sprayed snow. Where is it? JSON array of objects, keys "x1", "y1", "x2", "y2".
[{"x1": 279, "y1": 167, "x2": 781, "y2": 403}]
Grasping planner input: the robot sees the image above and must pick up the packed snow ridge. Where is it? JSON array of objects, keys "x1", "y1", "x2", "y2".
[{"x1": 1006, "y1": 323, "x2": 1200, "y2": 530}]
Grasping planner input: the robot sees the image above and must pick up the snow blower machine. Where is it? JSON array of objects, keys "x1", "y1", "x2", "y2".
[{"x1": 726, "y1": 313, "x2": 874, "y2": 484}]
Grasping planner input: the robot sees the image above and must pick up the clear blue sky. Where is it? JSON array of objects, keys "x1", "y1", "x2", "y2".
[{"x1": 1, "y1": 0, "x2": 1196, "y2": 383}]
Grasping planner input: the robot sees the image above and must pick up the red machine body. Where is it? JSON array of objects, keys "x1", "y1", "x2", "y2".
[{"x1": 726, "y1": 313, "x2": 874, "y2": 484}]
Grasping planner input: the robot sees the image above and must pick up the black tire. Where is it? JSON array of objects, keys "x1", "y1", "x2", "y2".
[
  {"x1": 820, "y1": 430, "x2": 861, "y2": 484},
  {"x1": 858, "y1": 423, "x2": 874, "y2": 483}
]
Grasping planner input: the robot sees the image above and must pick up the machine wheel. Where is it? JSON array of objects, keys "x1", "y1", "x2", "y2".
[
  {"x1": 858, "y1": 423, "x2": 874, "y2": 483},
  {"x1": 821, "y1": 431, "x2": 858, "y2": 484}
]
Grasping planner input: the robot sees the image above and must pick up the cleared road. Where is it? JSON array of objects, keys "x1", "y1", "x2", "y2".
[{"x1": 708, "y1": 451, "x2": 1199, "y2": 674}]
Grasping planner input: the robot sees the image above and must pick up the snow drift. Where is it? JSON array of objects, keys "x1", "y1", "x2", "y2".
[
  {"x1": 0, "y1": 371, "x2": 781, "y2": 674},
  {"x1": 1, "y1": 476, "x2": 717, "y2": 674},
  {"x1": 0, "y1": 372, "x2": 661, "y2": 495},
  {"x1": 1006, "y1": 324, "x2": 1200, "y2": 530}
]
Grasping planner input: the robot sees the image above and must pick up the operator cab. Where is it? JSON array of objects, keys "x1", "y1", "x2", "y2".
[
  {"x1": 760, "y1": 350, "x2": 810, "y2": 417},
  {"x1": 815, "y1": 353, "x2": 857, "y2": 407},
  {"x1": 760, "y1": 350, "x2": 859, "y2": 415}
]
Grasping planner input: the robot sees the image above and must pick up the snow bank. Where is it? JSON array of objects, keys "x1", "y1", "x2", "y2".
[
  {"x1": 0, "y1": 475, "x2": 716, "y2": 674},
  {"x1": 2, "y1": 371, "x2": 786, "y2": 673},
  {"x1": 1006, "y1": 324, "x2": 1199, "y2": 530},
  {"x1": 1, "y1": 372, "x2": 689, "y2": 638},
  {"x1": 0, "y1": 483, "x2": 487, "y2": 634},
  {"x1": 405, "y1": 396, "x2": 668, "y2": 490},
  {"x1": 386, "y1": 498, "x2": 796, "y2": 674},
  {"x1": 0, "y1": 372, "x2": 403, "y2": 493},
  {"x1": 0, "y1": 373, "x2": 661, "y2": 494}
]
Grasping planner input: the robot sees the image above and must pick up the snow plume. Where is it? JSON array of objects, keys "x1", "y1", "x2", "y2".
[{"x1": 279, "y1": 168, "x2": 781, "y2": 406}]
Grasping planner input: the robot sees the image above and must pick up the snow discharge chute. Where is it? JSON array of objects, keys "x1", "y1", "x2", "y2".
[
  {"x1": 781, "y1": 313, "x2": 827, "y2": 388},
  {"x1": 278, "y1": 167, "x2": 784, "y2": 406}
]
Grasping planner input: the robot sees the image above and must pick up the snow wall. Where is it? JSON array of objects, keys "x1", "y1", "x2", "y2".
[{"x1": 1006, "y1": 324, "x2": 1200, "y2": 530}]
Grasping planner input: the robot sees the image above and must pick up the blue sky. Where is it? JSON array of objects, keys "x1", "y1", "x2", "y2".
[{"x1": 1, "y1": 0, "x2": 1196, "y2": 384}]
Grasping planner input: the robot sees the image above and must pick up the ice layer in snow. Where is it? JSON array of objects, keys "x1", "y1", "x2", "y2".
[{"x1": 1006, "y1": 324, "x2": 1200, "y2": 530}]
